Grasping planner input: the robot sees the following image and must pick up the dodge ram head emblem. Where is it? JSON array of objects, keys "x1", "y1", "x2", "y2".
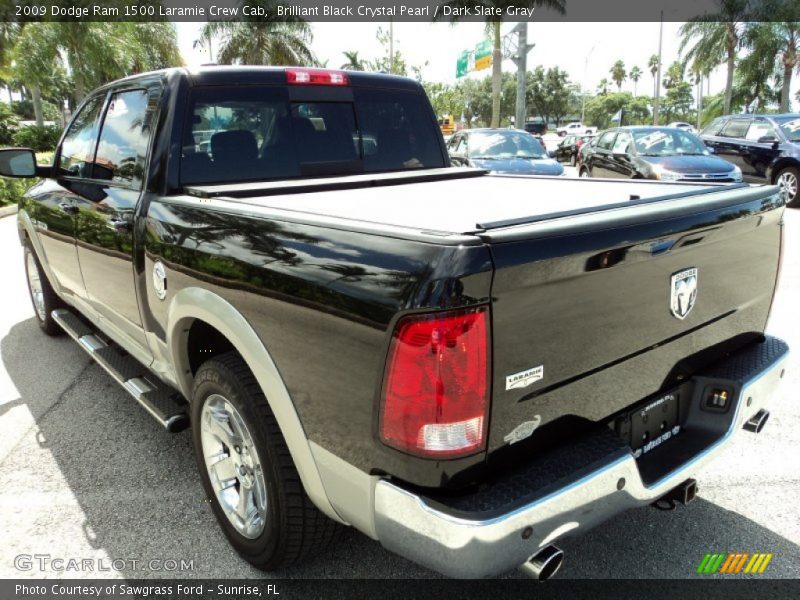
[{"x1": 670, "y1": 267, "x2": 698, "y2": 320}]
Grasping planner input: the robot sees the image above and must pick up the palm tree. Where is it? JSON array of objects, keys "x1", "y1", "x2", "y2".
[
  {"x1": 0, "y1": 23, "x2": 20, "y2": 103},
  {"x1": 124, "y1": 23, "x2": 183, "y2": 73},
  {"x1": 629, "y1": 66, "x2": 642, "y2": 96},
  {"x1": 11, "y1": 22, "x2": 182, "y2": 106},
  {"x1": 439, "y1": 0, "x2": 566, "y2": 128},
  {"x1": 10, "y1": 24, "x2": 58, "y2": 125},
  {"x1": 597, "y1": 78, "x2": 609, "y2": 95},
  {"x1": 610, "y1": 60, "x2": 626, "y2": 91},
  {"x1": 340, "y1": 50, "x2": 365, "y2": 71},
  {"x1": 648, "y1": 54, "x2": 660, "y2": 100},
  {"x1": 679, "y1": 0, "x2": 750, "y2": 116},
  {"x1": 662, "y1": 61, "x2": 685, "y2": 90},
  {"x1": 743, "y1": 6, "x2": 800, "y2": 113},
  {"x1": 201, "y1": 2, "x2": 315, "y2": 67}
]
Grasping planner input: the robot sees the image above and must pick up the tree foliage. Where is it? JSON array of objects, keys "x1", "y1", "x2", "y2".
[
  {"x1": 526, "y1": 66, "x2": 575, "y2": 125},
  {"x1": 202, "y1": 5, "x2": 315, "y2": 68},
  {"x1": 584, "y1": 92, "x2": 650, "y2": 129},
  {"x1": 679, "y1": 0, "x2": 750, "y2": 115}
]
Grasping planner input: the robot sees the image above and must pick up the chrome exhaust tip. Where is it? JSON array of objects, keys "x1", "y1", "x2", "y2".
[
  {"x1": 519, "y1": 545, "x2": 564, "y2": 581},
  {"x1": 744, "y1": 409, "x2": 770, "y2": 434}
]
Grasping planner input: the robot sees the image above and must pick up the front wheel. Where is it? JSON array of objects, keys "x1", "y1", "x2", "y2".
[
  {"x1": 579, "y1": 168, "x2": 590, "y2": 178},
  {"x1": 191, "y1": 352, "x2": 339, "y2": 571},
  {"x1": 775, "y1": 166, "x2": 799, "y2": 207},
  {"x1": 24, "y1": 244, "x2": 64, "y2": 336}
]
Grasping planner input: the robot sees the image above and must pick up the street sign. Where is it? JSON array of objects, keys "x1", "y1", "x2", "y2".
[
  {"x1": 456, "y1": 50, "x2": 469, "y2": 78},
  {"x1": 474, "y1": 39, "x2": 492, "y2": 71},
  {"x1": 455, "y1": 40, "x2": 493, "y2": 78}
]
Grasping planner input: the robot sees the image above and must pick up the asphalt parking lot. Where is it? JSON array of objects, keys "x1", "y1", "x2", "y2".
[{"x1": 0, "y1": 205, "x2": 798, "y2": 581}]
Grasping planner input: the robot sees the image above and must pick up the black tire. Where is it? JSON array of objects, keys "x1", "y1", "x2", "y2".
[
  {"x1": 558, "y1": 131, "x2": 566, "y2": 137},
  {"x1": 24, "y1": 244, "x2": 64, "y2": 336},
  {"x1": 579, "y1": 167, "x2": 590, "y2": 178},
  {"x1": 191, "y1": 352, "x2": 339, "y2": 571},
  {"x1": 775, "y1": 166, "x2": 800, "y2": 208}
]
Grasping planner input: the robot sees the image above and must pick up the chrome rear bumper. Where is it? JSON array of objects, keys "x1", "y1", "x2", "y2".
[{"x1": 373, "y1": 337, "x2": 789, "y2": 578}]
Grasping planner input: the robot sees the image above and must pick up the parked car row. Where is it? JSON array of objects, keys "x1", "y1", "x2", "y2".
[{"x1": 445, "y1": 114, "x2": 799, "y2": 208}]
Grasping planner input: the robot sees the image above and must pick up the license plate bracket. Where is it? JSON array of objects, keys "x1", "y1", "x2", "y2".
[{"x1": 614, "y1": 391, "x2": 681, "y2": 457}]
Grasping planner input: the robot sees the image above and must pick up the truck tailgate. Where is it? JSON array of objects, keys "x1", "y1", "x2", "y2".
[{"x1": 483, "y1": 184, "x2": 784, "y2": 452}]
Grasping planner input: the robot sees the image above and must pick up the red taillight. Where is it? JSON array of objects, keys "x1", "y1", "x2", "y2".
[
  {"x1": 285, "y1": 68, "x2": 348, "y2": 86},
  {"x1": 380, "y1": 307, "x2": 490, "y2": 458}
]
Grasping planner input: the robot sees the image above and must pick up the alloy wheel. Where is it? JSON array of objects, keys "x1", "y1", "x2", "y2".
[
  {"x1": 777, "y1": 171, "x2": 798, "y2": 203},
  {"x1": 200, "y1": 394, "x2": 268, "y2": 539}
]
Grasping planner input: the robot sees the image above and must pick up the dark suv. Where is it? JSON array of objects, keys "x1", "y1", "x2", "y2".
[{"x1": 700, "y1": 114, "x2": 800, "y2": 207}]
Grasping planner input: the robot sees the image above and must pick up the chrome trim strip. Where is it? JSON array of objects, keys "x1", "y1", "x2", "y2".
[{"x1": 373, "y1": 342, "x2": 789, "y2": 579}]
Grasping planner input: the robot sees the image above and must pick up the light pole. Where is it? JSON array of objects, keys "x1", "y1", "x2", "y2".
[
  {"x1": 581, "y1": 43, "x2": 597, "y2": 124},
  {"x1": 653, "y1": 12, "x2": 664, "y2": 125},
  {"x1": 389, "y1": 20, "x2": 394, "y2": 74}
]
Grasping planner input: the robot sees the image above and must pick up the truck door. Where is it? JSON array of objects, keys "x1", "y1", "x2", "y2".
[
  {"x1": 73, "y1": 88, "x2": 158, "y2": 349},
  {"x1": 35, "y1": 95, "x2": 105, "y2": 301}
]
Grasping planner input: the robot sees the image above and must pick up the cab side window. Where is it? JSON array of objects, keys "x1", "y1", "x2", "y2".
[
  {"x1": 94, "y1": 90, "x2": 156, "y2": 188},
  {"x1": 58, "y1": 96, "x2": 104, "y2": 178}
]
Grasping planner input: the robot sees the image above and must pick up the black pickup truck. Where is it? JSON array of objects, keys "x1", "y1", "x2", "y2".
[{"x1": 0, "y1": 67, "x2": 790, "y2": 579}]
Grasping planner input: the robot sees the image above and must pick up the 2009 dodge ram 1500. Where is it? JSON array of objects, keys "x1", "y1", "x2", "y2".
[{"x1": 1, "y1": 67, "x2": 790, "y2": 579}]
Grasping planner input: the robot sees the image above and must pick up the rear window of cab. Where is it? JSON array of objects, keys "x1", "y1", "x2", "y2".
[{"x1": 180, "y1": 86, "x2": 446, "y2": 185}]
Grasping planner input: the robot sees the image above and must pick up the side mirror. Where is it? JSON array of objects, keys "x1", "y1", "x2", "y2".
[{"x1": 0, "y1": 148, "x2": 37, "y2": 178}]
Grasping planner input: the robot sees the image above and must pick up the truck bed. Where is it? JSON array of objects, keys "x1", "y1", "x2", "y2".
[{"x1": 184, "y1": 169, "x2": 735, "y2": 236}]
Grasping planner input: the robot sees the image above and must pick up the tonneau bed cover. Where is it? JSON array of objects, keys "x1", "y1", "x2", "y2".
[{"x1": 184, "y1": 169, "x2": 754, "y2": 236}]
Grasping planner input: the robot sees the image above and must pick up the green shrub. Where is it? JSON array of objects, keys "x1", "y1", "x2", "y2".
[
  {"x1": 0, "y1": 104, "x2": 19, "y2": 145},
  {"x1": 0, "y1": 177, "x2": 35, "y2": 207},
  {"x1": 13, "y1": 125, "x2": 62, "y2": 152}
]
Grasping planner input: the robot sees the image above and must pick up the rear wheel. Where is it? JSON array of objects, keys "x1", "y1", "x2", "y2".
[
  {"x1": 24, "y1": 244, "x2": 64, "y2": 336},
  {"x1": 191, "y1": 352, "x2": 339, "y2": 570},
  {"x1": 579, "y1": 168, "x2": 590, "y2": 178},
  {"x1": 775, "y1": 166, "x2": 799, "y2": 207}
]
